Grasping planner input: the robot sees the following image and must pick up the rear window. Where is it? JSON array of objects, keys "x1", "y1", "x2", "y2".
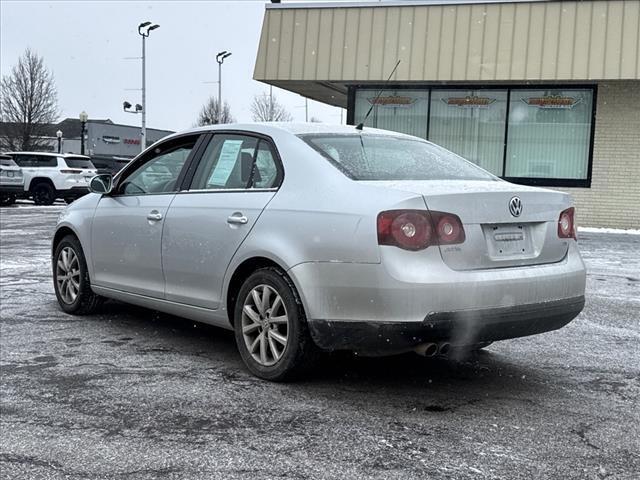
[
  {"x1": 64, "y1": 157, "x2": 95, "y2": 169},
  {"x1": 299, "y1": 134, "x2": 496, "y2": 181}
]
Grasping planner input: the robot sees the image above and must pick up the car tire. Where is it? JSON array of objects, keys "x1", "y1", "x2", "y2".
[
  {"x1": 0, "y1": 193, "x2": 16, "y2": 206},
  {"x1": 32, "y1": 182, "x2": 56, "y2": 205},
  {"x1": 53, "y1": 235, "x2": 102, "y2": 315},
  {"x1": 233, "y1": 267, "x2": 320, "y2": 381}
]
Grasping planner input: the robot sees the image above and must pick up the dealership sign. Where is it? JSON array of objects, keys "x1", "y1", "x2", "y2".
[
  {"x1": 443, "y1": 96, "x2": 496, "y2": 108},
  {"x1": 367, "y1": 95, "x2": 418, "y2": 108},
  {"x1": 102, "y1": 135, "x2": 121, "y2": 144},
  {"x1": 524, "y1": 95, "x2": 580, "y2": 109}
]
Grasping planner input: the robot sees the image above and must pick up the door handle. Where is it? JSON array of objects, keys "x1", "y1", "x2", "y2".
[
  {"x1": 147, "y1": 210, "x2": 163, "y2": 222},
  {"x1": 227, "y1": 213, "x2": 248, "y2": 225}
]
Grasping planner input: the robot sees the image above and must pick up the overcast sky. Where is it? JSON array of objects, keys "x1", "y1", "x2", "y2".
[{"x1": 1, "y1": 0, "x2": 345, "y2": 132}]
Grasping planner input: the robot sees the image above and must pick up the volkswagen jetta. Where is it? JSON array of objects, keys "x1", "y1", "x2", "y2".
[{"x1": 52, "y1": 123, "x2": 586, "y2": 380}]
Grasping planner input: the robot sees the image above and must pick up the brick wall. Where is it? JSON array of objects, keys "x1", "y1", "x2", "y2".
[{"x1": 560, "y1": 81, "x2": 640, "y2": 229}]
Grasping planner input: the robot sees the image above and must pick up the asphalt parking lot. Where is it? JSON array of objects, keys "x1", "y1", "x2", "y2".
[{"x1": 1, "y1": 204, "x2": 639, "y2": 480}]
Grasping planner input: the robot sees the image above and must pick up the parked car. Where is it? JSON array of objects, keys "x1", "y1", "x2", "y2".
[
  {"x1": 6, "y1": 152, "x2": 97, "y2": 205},
  {"x1": 52, "y1": 123, "x2": 586, "y2": 381},
  {"x1": 0, "y1": 154, "x2": 24, "y2": 206}
]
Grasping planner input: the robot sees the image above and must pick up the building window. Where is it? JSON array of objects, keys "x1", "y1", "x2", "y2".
[
  {"x1": 505, "y1": 89, "x2": 593, "y2": 182},
  {"x1": 351, "y1": 86, "x2": 595, "y2": 187},
  {"x1": 428, "y1": 89, "x2": 507, "y2": 176},
  {"x1": 353, "y1": 89, "x2": 429, "y2": 139}
]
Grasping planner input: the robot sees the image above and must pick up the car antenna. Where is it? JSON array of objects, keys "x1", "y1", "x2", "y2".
[{"x1": 355, "y1": 59, "x2": 401, "y2": 131}]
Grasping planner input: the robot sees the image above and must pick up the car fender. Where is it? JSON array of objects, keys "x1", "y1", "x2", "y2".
[{"x1": 53, "y1": 193, "x2": 101, "y2": 279}]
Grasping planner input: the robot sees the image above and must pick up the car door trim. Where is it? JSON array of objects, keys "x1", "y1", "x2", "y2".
[{"x1": 91, "y1": 285, "x2": 232, "y2": 329}]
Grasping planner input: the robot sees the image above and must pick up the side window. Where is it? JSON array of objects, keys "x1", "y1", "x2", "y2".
[
  {"x1": 36, "y1": 156, "x2": 58, "y2": 167},
  {"x1": 12, "y1": 155, "x2": 34, "y2": 167},
  {"x1": 189, "y1": 135, "x2": 258, "y2": 190},
  {"x1": 117, "y1": 137, "x2": 197, "y2": 195},
  {"x1": 253, "y1": 141, "x2": 280, "y2": 188}
]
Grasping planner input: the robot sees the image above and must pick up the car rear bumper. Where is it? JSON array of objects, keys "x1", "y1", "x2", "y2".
[
  {"x1": 307, "y1": 296, "x2": 585, "y2": 354},
  {"x1": 0, "y1": 185, "x2": 24, "y2": 193},
  {"x1": 288, "y1": 242, "x2": 586, "y2": 353}
]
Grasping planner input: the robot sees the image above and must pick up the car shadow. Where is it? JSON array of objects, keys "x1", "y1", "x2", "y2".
[{"x1": 90, "y1": 299, "x2": 551, "y2": 402}]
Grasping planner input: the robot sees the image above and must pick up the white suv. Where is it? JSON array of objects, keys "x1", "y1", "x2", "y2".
[
  {"x1": 0, "y1": 154, "x2": 24, "y2": 206},
  {"x1": 7, "y1": 152, "x2": 97, "y2": 205}
]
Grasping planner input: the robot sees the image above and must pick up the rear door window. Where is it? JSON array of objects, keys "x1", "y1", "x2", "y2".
[
  {"x1": 189, "y1": 134, "x2": 281, "y2": 190},
  {"x1": 189, "y1": 134, "x2": 258, "y2": 190}
]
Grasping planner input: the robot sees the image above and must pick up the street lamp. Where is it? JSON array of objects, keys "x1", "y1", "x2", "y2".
[
  {"x1": 79, "y1": 111, "x2": 88, "y2": 155},
  {"x1": 136, "y1": 21, "x2": 160, "y2": 152},
  {"x1": 215, "y1": 50, "x2": 232, "y2": 122},
  {"x1": 56, "y1": 130, "x2": 62, "y2": 153}
]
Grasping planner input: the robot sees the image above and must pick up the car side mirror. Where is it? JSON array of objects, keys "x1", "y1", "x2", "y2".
[{"x1": 89, "y1": 174, "x2": 113, "y2": 194}]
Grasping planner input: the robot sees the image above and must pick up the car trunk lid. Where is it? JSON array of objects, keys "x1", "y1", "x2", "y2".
[{"x1": 364, "y1": 179, "x2": 572, "y2": 270}]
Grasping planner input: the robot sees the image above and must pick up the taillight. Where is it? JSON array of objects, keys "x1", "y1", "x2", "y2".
[
  {"x1": 377, "y1": 210, "x2": 465, "y2": 251},
  {"x1": 60, "y1": 169, "x2": 82, "y2": 174},
  {"x1": 558, "y1": 207, "x2": 577, "y2": 240}
]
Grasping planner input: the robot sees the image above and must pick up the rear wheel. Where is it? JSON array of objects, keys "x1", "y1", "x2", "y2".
[
  {"x1": 233, "y1": 267, "x2": 319, "y2": 381},
  {"x1": 32, "y1": 182, "x2": 55, "y2": 205},
  {"x1": 53, "y1": 235, "x2": 102, "y2": 314},
  {"x1": 0, "y1": 193, "x2": 16, "y2": 206}
]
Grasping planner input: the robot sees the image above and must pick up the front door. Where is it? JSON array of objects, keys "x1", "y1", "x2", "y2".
[
  {"x1": 91, "y1": 135, "x2": 200, "y2": 298},
  {"x1": 162, "y1": 134, "x2": 282, "y2": 309}
]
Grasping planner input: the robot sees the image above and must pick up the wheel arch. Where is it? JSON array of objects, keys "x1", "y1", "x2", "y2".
[
  {"x1": 225, "y1": 256, "x2": 304, "y2": 326},
  {"x1": 52, "y1": 226, "x2": 79, "y2": 254},
  {"x1": 28, "y1": 176, "x2": 55, "y2": 191}
]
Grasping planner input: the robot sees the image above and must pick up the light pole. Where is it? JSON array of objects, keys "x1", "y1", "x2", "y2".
[
  {"x1": 138, "y1": 21, "x2": 159, "y2": 152},
  {"x1": 215, "y1": 51, "x2": 231, "y2": 122},
  {"x1": 56, "y1": 130, "x2": 62, "y2": 153},
  {"x1": 79, "y1": 111, "x2": 88, "y2": 155}
]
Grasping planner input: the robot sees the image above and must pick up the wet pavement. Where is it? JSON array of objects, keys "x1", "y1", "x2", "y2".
[{"x1": 1, "y1": 204, "x2": 639, "y2": 479}]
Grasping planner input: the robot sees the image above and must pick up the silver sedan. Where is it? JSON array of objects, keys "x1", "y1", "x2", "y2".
[{"x1": 52, "y1": 123, "x2": 586, "y2": 380}]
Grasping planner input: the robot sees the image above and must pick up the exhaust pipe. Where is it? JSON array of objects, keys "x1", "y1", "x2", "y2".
[
  {"x1": 438, "y1": 342, "x2": 451, "y2": 356},
  {"x1": 414, "y1": 342, "x2": 438, "y2": 357}
]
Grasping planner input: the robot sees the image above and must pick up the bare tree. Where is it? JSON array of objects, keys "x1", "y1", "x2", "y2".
[
  {"x1": 250, "y1": 93, "x2": 293, "y2": 122},
  {"x1": 0, "y1": 49, "x2": 59, "y2": 151},
  {"x1": 196, "y1": 96, "x2": 235, "y2": 125}
]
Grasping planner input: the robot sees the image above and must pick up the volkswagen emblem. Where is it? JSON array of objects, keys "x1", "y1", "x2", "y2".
[{"x1": 509, "y1": 196, "x2": 523, "y2": 217}]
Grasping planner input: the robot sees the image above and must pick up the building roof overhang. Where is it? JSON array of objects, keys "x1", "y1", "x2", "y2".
[{"x1": 255, "y1": 0, "x2": 640, "y2": 107}]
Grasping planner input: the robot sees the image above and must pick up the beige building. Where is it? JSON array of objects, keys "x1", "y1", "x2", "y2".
[{"x1": 254, "y1": 0, "x2": 640, "y2": 229}]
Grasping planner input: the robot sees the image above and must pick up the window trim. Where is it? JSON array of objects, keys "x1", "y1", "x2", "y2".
[
  {"x1": 110, "y1": 133, "x2": 206, "y2": 197},
  {"x1": 347, "y1": 83, "x2": 597, "y2": 188},
  {"x1": 179, "y1": 130, "x2": 285, "y2": 193}
]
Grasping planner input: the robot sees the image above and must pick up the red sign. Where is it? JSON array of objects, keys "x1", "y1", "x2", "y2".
[{"x1": 124, "y1": 138, "x2": 141, "y2": 145}]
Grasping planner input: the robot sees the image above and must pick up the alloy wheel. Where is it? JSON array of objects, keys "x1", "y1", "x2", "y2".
[
  {"x1": 56, "y1": 246, "x2": 81, "y2": 304},
  {"x1": 241, "y1": 284, "x2": 289, "y2": 367}
]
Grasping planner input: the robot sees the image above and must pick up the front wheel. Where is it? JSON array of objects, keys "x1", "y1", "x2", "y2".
[
  {"x1": 53, "y1": 235, "x2": 102, "y2": 315},
  {"x1": 233, "y1": 267, "x2": 319, "y2": 381}
]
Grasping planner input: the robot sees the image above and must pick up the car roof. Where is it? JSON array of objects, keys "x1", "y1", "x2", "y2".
[
  {"x1": 172, "y1": 122, "x2": 419, "y2": 140},
  {"x1": 5, "y1": 152, "x2": 91, "y2": 158}
]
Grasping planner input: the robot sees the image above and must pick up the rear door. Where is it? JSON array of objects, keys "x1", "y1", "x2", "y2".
[
  {"x1": 91, "y1": 134, "x2": 201, "y2": 297},
  {"x1": 162, "y1": 133, "x2": 282, "y2": 309}
]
